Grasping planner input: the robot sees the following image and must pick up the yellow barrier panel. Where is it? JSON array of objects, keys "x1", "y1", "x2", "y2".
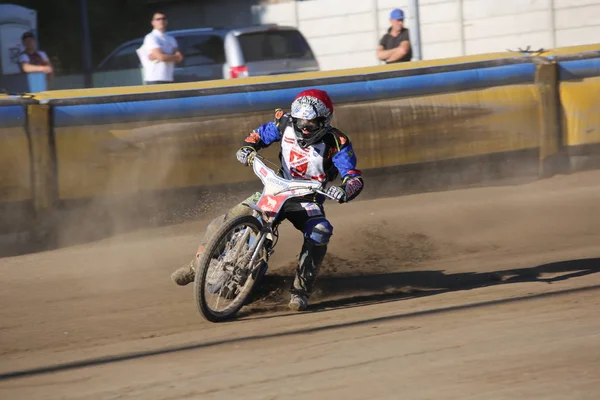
[
  {"x1": 53, "y1": 82, "x2": 541, "y2": 200},
  {"x1": 54, "y1": 114, "x2": 279, "y2": 200},
  {"x1": 560, "y1": 76, "x2": 600, "y2": 149},
  {"x1": 339, "y1": 85, "x2": 540, "y2": 170},
  {"x1": 0, "y1": 125, "x2": 31, "y2": 204}
]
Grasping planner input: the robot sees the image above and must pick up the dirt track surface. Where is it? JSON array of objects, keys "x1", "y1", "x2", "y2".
[{"x1": 1, "y1": 170, "x2": 599, "y2": 399}]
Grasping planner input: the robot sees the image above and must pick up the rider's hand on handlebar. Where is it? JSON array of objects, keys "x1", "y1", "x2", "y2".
[
  {"x1": 236, "y1": 147, "x2": 256, "y2": 166},
  {"x1": 326, "y1": 185, "x2": 346, "y2": 203}
]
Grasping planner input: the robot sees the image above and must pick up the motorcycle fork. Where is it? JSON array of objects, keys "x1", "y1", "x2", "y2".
[{"x1": 248, "y1": 225, "x2": 271, "y2": 269}]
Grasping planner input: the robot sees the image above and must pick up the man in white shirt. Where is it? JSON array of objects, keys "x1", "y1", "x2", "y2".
[
  {"x1": 18, "y1": 32, "x2": 54, "y2": 75},
  {"x1": 140, "y1": 12, "x2": 183, "y2": 84}
]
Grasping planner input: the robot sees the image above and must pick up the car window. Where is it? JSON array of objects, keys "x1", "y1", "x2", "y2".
[
  {"x1": 99, "y1": 42, "x2": 141, "y2": 71},
  {"x1": 177, "y1": 34, "x2": 225, "y2": 67},
  {"x1": 237, "y1": 30, "x2": 314, "y2": 63}
]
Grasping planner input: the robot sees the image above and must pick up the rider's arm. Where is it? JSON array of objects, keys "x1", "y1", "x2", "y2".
[
  {"x1": 330, "y1": 131, "x2": 364, "y2": 202},
  {"x1": 241, "y1": 109, "x2": 288, "y2": 151}
]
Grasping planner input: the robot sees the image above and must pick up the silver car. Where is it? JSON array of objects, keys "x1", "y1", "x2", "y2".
[{"x1": 94, "y1": 24, "x2": 319, "y2": 87}]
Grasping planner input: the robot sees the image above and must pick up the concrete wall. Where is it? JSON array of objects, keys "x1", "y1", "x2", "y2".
[
  {"x1": 253, "y1": 0, "x2": 600, "y2": 70},
  {"x1": 554, "y1": 0, "x2": 600, "y2": 47}
]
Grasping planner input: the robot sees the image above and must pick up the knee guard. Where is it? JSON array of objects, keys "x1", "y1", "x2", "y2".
[{"x1": 304, "y1": 219, "x2": 334, "y2": 245}]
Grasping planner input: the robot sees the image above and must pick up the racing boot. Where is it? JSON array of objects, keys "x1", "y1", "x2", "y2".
[
  {"x1": 170, "y1": 214, "x2": 224, "y2": 287},
  {"x1": 289, "y1": 240, "x2": 327, "y2": 311},
  {"x1": 289, "y1": 293, "x2": 309, "y2": 311},
  {"x1": 171, "y1": 259, "x2": 196, "y2": 286}
]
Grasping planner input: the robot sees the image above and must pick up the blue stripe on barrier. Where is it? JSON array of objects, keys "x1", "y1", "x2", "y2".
[
  {"x1": 0, "y1": 106, "x2": 26, "y2": 129},
  {"x1": 558, "y1": 58, "x2": 600, "y2": 80},
  {"x1": 54, "y1": 63, "x2": 536, "y2": 128}
]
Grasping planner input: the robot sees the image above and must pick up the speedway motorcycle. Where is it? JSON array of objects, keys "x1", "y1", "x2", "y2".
[{"x1": 194, "y1": 153, "x2": 335, "y2": 322}]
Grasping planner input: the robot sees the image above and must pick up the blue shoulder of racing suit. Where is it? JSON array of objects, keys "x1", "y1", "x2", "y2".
[
  {"x1": 242, "y1": 109, "x2": 288, "y2": 150},
  {"x1": 328, "y1": 128, "x2": 363, "y2": 202},
  {"x1": 256, "y1": 121, "x2": 283, "y2": 146},
  {"x1": 329, "y1": 129, "x2": 362, "y2": 180},
  {"x1": 333, "y1": 143, "x2": 361, "y2": 180}
]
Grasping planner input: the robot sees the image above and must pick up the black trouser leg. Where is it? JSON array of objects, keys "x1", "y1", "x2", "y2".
[{"x1": 291, "y1": 240, "x2": 328, "y2": 297}]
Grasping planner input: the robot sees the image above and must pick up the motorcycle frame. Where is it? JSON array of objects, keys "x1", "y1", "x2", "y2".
[{"x1": 241, "y1": 155, "x2": 329, "y2": 270}]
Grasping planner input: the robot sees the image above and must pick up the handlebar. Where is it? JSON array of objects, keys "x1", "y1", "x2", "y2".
[
  {"x1": 248, "y1": 152, "x2": 262, "y2": 164},
  {"x1": 250, "y1": 153, "x2": 337, "y2": 201},
  {"x1": 274, "y1": 186, "x2": 336, "y2": 200},
  {"x1": 316, "y1": 188, "x2": 337, "y2": 200}
]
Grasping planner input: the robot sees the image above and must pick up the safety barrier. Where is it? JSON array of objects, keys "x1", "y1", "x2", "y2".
[
  {"x1": 0, "y1": 96, "x2": 32, "y2": 204},
  {"x1": 552, "y1": 51, "x2": 600, "y2": 170},
  {"x1": 1, "y1": 43, "x2": 599, "y2": 240},
  {"x1": 38, "y1": 54, "x2": 544, "y2": 201},
  {"x1": 49, "y1": 60, "x2": 542, "y2": 200},
  {"x1": 0, "y1": 96, "x2": 37, "y2": 238}
]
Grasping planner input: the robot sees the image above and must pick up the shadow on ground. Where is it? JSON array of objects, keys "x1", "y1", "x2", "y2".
[
  {"x1": 2, "y1": 257, "x2": 598, "y2": 381},
  {"x1": 242, "y1": 257, "x2": 600, "y2": 317}
]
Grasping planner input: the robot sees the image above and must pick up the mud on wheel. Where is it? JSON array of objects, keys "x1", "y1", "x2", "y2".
[{"x1": 194, "y1": 214, "x2": 267, "y2": 322}]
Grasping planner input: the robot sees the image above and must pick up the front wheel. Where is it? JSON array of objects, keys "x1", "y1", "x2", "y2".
[{"x1": 194, "y1": 214, "x2": 267, "y2": 322}]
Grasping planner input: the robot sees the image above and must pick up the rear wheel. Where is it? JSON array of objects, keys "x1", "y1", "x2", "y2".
[{"x1": 194, "y1": 214, "x2": 267, "y2": 322}]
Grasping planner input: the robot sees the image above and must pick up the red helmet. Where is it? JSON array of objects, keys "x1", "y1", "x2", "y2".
[{"x1": 290, "y1": 89, "x2": 334, "y2": 147}]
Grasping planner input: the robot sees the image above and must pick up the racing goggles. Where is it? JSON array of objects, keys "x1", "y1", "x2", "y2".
[{"x1": 292, "y1": 117, "x2": 322, "y2": 133}]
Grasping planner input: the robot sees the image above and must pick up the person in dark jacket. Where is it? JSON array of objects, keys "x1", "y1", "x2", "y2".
[{"x1": 377, "y1": 8, "x2": 412, "y2": 63}]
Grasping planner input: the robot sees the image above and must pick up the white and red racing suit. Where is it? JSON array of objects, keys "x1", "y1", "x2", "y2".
[{"x1": 239, "y1": 109, "x2": 364, "y2": 297}]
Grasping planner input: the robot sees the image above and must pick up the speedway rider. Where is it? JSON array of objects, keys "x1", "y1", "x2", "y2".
[{"x1": 171, "y1": 89, "x2": 364, "y2": 311}]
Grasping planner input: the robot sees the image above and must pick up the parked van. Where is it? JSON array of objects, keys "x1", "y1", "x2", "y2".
[{"x1": 94, "y1": 25, "x2": 319, "y2": 87}]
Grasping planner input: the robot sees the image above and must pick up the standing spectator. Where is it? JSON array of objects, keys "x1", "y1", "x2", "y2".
[
  {"x1": 139, "y1": 12, "x2": 183, "y2": 84},
  {"x1": 377, "y1": 9, "x2": 412, "y2": 64},
  {"x1": 18, "y1": 32, "x2": 54, "y2": 75}
]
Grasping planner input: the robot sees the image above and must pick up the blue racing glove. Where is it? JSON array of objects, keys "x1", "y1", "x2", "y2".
[{"x1": 236, "y1": 146, "x2": 256, "y2": 166}]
